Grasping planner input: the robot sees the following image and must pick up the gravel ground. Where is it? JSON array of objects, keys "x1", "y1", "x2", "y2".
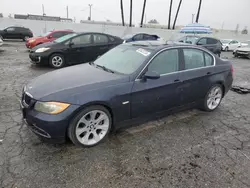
[{"x1": 0, "y1": 41, "x2": 250, "y2": 188}]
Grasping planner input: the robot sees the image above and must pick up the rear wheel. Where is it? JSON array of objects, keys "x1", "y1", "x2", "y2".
[
  {"x1": 201, "y1": 84, "x2": 223, "y2": 112},
  {"x1": 68, "y1": 105, "x2": 112, "y2": 147},
  {"x1": 49, "y1": 54, "x2": 65, "y2": 69}
]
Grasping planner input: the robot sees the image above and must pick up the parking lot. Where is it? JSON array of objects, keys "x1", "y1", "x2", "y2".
[{"x1": 0, "y1": 41, "x2": 250, "y2": 188}]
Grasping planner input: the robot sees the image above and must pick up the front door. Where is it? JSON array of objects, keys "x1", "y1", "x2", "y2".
[
  {"x1": 5, "y1": 27, "x2": 18, "y2": 39},
  {"x1": 180, "y1": 48, "x2": 215, "y2": 104},
  {"x1": 131, "y1": 48, "x2": 184, "y2": 118},
  {"x1": 66, "y1": 34, "x2": 94, "y2": 64}
]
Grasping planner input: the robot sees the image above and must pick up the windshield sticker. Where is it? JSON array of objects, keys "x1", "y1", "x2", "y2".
[{"x1": 136, "y1": 48, "x2": 151, "y2": 56}]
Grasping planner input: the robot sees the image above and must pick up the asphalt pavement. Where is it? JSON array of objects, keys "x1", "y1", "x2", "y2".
[{"x1": 0, "y1": 41, "x2": 250, "y2": 188}]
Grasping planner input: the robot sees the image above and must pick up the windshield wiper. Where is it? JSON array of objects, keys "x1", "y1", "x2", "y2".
[{"x1": 90, "y1": 62, "x2": 114, "y2": 73}]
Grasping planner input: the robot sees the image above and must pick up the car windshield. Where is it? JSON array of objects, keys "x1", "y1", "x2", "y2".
[
  {"x1": 54, "y1": 33, "x2": 77, "y2": 43},
  {"x1": 93, "y1": 45, "x2": 151, "y2": 74},
  {"x1": 41, "y1": 32, "x2": 52, "y2": 37},
  {"x1": 122, "y1": 34, "x2": 133, "y2": 40},
  {"x1": 221, "y1": 39, "x2": 231, "y2": 44}
]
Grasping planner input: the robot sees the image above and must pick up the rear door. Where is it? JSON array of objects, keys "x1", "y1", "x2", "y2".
[
  {"x1": 66, "y1": 34, "x2": 94, "y2": 64},
  {"x1": 131, "y1": 48, "x2": 184, "y2": 118},
  {"x1": 180, "y1": 48, "x2": 215, "y2": 104},
  {"x1": 92, "y1": 34, "x2": 111, "y2": 59}
]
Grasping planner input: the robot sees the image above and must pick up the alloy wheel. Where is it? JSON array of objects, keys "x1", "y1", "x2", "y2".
[
  {"x1": 75, "y1": 110, "x2": 110, "y2": 146},
  {"x1": 207, "y1": 86, "x2": 222, "y2": 110},
  {"x1": 51, "y1": 56, "x2": 63, "y2": 67}
]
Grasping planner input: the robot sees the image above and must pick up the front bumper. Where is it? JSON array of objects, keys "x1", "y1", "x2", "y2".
[
  {"x1": 234, "y1": 50, "x2": 250, "y2": 57},
  {"x1": 29, "y1": 52, "x2": 49, "y2": 65},
  {"x1": 20, "y1": 95, "x2": 80, "y2": 143}
]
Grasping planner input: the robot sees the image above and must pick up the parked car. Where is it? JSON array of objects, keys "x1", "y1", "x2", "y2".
[
  {"x1": 173, "y1": 35, "x2": 222, "y2": 56},
  {"x1": 21, "y1": 41, "x2": 233, "y2": 147},
  {"x1": 233, "y1": 41, "x2": 250, "y2": 58},
  {"x1": 0, "y1": 26, "x2": 33, "y2": 41},
  {"x1": 26, "y1": 30, "x2": 74, "y2": 49},
  {"x1": 0, "y1": 38, "x2": 3, "y2": 47},
  {"x1": 29, "y1": 32, "x2": 123, "y2": 68},
  {"x1": 221, "y1": 39, "x2": 247, "y2": 51},
  {"x1": 122, "y1": 33, "x2": 164, "y2": 43}
]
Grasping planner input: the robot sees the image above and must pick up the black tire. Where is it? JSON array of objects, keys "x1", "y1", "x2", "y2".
[
  {"x1": 201, "y1": 84, "x2": 223, "y2": 112},
  {"x1": 225, "y1": 47, "x2": 229, "y2": 52},
  {"x1": 68, "y1": 105, "x2": 112, "y2": 147},
  {"x1": 49, "y1": 53, "x2": 65, "y2": 69}
]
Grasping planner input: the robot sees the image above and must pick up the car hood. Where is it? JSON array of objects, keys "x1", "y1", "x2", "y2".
[
  {"x1": 25, "y1": 63, "x2": 129, "y2": 101},
  {"x1": 237, "y1": 47, "x2": 250, "y2": 51},
  {"x1": 31, "y1": 42, "x2": 56, "y2": 52}
]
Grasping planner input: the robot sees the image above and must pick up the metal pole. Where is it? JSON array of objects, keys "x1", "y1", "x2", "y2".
[
  {"x1": 88, "y1": 4, "x2": 93, "y2": 21},
  {"x1": 42, "y1": 4, "x2": 45, "y2": 16},
  {"x1": 129, "y1": 0, "x2": 133, "y2": 27},
  {"x1": 140, "y1": 0, "x2": 147, "y2": 28},
  {"x1": 196, "y1": 0, "x2": 202, "y2": 23},
  {"x1": 120, "y1": 0, "x2": 125, "y2": 26},
  {"x1": 192, "y1": 14, "x2": 195, "y2": 23},
  {"x1": 172, "y1": 0, "x2": 182, "y2": 30},
  {"x1": 168, "y1": 0, "x2": 173, "y2": 29},
  {"x1": 67, "y1": 6, "x2": 69, "y2": 19}
]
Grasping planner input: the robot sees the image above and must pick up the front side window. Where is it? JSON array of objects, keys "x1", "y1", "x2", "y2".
[
  {"x1": 183, "y1": 49, "x2": 205, "y2": 70},
  {"x1": 71, "y1": 34, "x2": 92, "y2": 45},
  {"x1": 197, "y1": 38, "x2": 207, "y2": 45},
  {"x1": 52, "y1": 32, "x2": 64, "y2": 38},
  {"x1": 133, "y1": 34, "x2": 143, "y2": 41},
  {"x1": 93, "y1": 34, "x2": 108, "y2": 44},
  {"x1": 148, "y1": 49, "x2": 179, "y2": 75}
]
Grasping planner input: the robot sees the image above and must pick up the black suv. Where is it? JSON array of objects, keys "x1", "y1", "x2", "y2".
[
  {"x1": 174, "y1": 35, "x2": 222, "y2": 56},
  {"x1": 0, "y1": 26, "x2": 33, "y2": 41}
]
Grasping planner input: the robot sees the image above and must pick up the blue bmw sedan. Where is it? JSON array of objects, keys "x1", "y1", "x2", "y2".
[{"x1": 21, "y1": 41, "x2": 233, "y2": 147}]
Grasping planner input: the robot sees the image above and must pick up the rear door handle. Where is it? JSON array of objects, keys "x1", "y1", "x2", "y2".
[
  {"x1": 174, "y1": 79, "x2": 181, "y2": 83},
  {"x1": 207, "y1": 72, "x2": 211, "y2": 75}
]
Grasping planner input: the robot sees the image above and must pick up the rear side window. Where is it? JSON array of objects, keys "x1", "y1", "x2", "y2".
[
  {"x1": 133, "y1": 34, "x2": 143, "y2": 41},
  {"x1": 148, "y1": 49, "x2": 179, "y2": 75},
  {"x1": 93, "y1": 34, "x2": 109, "y2": 44},
  {"x1": 204, "y1": 53, "x2": 213, "y2": 66},
  {"x1": 207, "y1": 38, "x2": 218, "y2": 44},
  {"x1": 197, "y1": 38, "x2": 207, "y2": 45},
  {"x1": 183, "y1": 49, "x2": 205, "y2": 70},
  {"x1": 143, "y1": 34, "x2": 156, "y2": 40},
  {"x1": 52, "y1": 32, "x2": 66, "y2": 38}
]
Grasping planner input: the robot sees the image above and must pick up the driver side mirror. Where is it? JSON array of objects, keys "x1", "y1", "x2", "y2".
[
  {"x1": 186, "y1": 41, "x2": 192, "y2": 44},
  {"x1": 143, "y1": 71, "x2": 160, "y2": 80}
]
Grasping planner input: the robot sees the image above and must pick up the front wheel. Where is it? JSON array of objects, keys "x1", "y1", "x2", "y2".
[
  {"x1": 49, "y1": 54, "x2": 65, "y2": 69},
  {"x1": 201, "y1": 84, "x2": 223, "y2": 112},
  {"x1": 68, "y1": 105, "x2": 112, "y2": 147}
]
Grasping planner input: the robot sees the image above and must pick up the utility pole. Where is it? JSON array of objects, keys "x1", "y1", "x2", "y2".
[
  {"x1": 192, "y1": 14, "x2": 195, "y2": 23},
  {"x1": 129, "y1": 0, "x2": 133, "y2": 27},
  {"x1": 140, "y1": 0, "x2": 147, "y2": 28},
  {"x1": 120, "y1": 0, "x2": 125, "y2": 26},
  {"x1": 66, "y1": 6, "x2": 69, "y2": 19},
  {"x1": 168, "y1": 0, "x2": 173, "y2": 29},
  {"x1": 196, "y1": 0, "x2": 202, "y2": 23},
  {"x1": 42, "y1": 4, "x2": 46, "y2": 16},
  {"x1": 172, "y1": 0, "x2": 182, "y2": 30},
  {"x1": 88, "y1": 4, "x2": 93, "y2": 21}
]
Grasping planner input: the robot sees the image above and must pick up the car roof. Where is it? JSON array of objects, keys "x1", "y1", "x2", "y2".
[
  {"x1": 50, "y1": 29, "x2": 73, "y2": 33},
  {"x1": 124, "y1": 40, "x2": 204, "y2": 51}
]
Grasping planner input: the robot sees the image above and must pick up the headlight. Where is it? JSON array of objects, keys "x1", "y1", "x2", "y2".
[
  {"x1": 123, "y1": 40, "x2": 126, "y2": 44},
  {"x1": 35, "y1": 47, "x2": 50, "y2": 53},
  {"x1": 34, "y1": 101, "x2": 70, "y2": 114},
  {"x1": 29, "y1": 39, "x2": 35, "y2": 43}
]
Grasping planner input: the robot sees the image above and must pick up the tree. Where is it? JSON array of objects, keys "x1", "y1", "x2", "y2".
[
  {"x1": 172, "y1": 0, "x2": 182, "y2": 29},
  {"x1": 148, "y1": 19, "x2": 159, "y2": 24},
  {"x1": 120, "y1": 0, "x2": 125, "y2": 26},
  {"x1": 168, "y1": 0, "x2": 173, "y2": 29},
  {"x1": 196, "y1": 0, "x2": 202, "y2": 23},
  {"x1": 140, "y1": 0, "x2": 147, "y2": 27}
]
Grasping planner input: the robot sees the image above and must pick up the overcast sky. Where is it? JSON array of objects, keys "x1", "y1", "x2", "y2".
[{"x1": 1, "y1": 0, "x2": 249, "y2": 30}]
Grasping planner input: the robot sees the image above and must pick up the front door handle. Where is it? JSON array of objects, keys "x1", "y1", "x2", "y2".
[
  {"x1": 207, "y1": 72, "x2": 211, "y2": 75},
  {"x1": 174, "y1": 79, "x2": 181, "y2": 83}
]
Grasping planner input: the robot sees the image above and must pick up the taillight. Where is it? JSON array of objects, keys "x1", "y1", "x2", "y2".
[{"x1": 231, "y1": 64, "x2": 234, "y2": 76}]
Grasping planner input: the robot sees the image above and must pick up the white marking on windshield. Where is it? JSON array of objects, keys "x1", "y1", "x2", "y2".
[{"x1": 136, "y1": 48, "x2": 151, "y2": 56}]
